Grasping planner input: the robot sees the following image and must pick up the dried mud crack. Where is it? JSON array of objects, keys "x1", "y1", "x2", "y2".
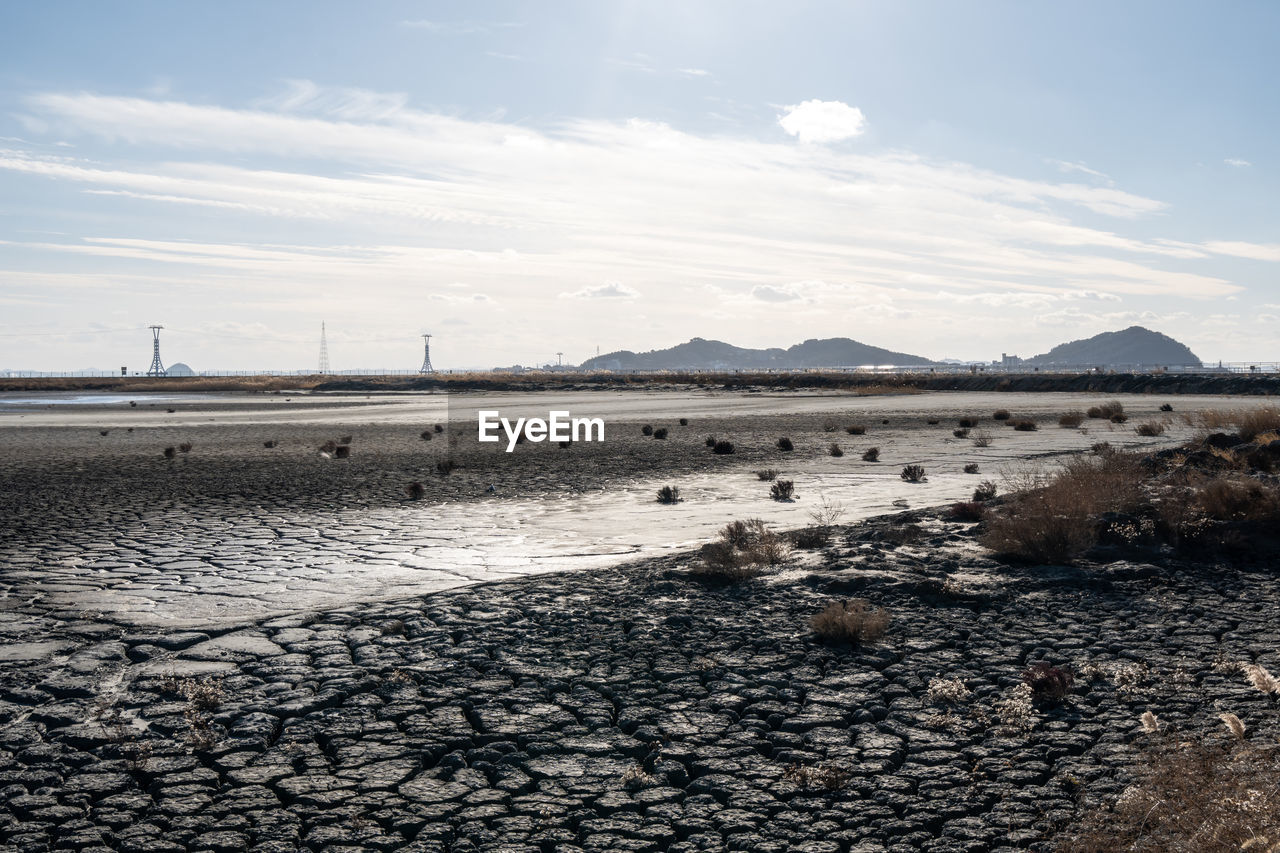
[{"x1": 1, "y1": 509, "x2": 1275, "y2": 852}]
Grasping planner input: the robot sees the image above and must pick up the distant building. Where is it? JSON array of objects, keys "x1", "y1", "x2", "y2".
[
  {"x1": 998, "y1": 353, "x2": 1022, "y2": 368},
  {"x1": 166, "y1": 362, "x2": 196, "y2": 377}
]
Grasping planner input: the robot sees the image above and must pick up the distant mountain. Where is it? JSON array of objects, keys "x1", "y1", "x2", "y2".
[
  {"x1": 1026, "y1": 326, "x2": 1202, "y2": 367},
  {"x1": 579, "y1": 337, "x2": 934, "y2": 371}
]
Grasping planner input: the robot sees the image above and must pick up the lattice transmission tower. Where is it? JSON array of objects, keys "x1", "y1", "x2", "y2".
[
  {"x1": 318, "y1": 322, "x2": 330, "y2": 374},
  {"x1": 419, "y1": 334, "x2": 435, "y2": 374},
  {"x1": 146, "y1": 325, "x2": 167, "y2": 376}
]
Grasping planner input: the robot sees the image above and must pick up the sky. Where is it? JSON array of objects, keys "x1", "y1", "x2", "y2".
[{"x1": 0, "y1": 1, "x2": 1277, "y2": 372}]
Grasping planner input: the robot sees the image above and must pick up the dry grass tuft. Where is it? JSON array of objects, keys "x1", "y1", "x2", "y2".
[
  {"x1": 712, "y1": 440, "x2": 735, "y2": 455},
  {"x1": 1136, "y1": 420, "x2": 1167, "y2": 436},
  {"x1": 1087, "y1": 401, "x2": 1125, "y2": 420},
  {"x1": 846, "y1": 424, "x2": 867, "y2": 435},
  {"x1": 756, "y1": 469, "x2": 779, "y2": 481},
  {"x1": 993, "y1": 409, "x2": 1011, "y2": 420},
  {"x1": 982, "y1": 452, "x2": 1145, "y2": 562},
  {"x1": 776, "y1": 436, "x2": 794, "y2": 451},
  {"x1": 964, "y1": 463, "x2": 981, "y2": 474},
  {"x1": 1059, "y1": 412, "x2": 1085, "y2": 428},
  {"x1": 972, "y1": 430, "x2": 992, "y2": 447},
  {"x1": 783, "y1": 762, "x2": 851, "y2": 791},
  {"x1": 828, "y1": 442, "x2": 844, "y2": 457},
  {"x1": 1012, "y1": 419, "x2": 1038, "y2": 431},
  {"x1": 862, "y1": 446, "x2": 880, "y2": 462},
  {"x1": 405, "y1": 481, "x2": 425, "y2": 500},
  {"x1": 656, "y1": 485, "x2": 681, "y2": 504},
  {"x1": 770, "y1": 480, "x2": 796, "y2": 501},
  {"x1": 810, "y1": 599, "x2": 890, "y2": 645},
  {"x1": 900, "y1": 464, "x2": 927, "y2": 483},
  {"x1": 1059, "y1": 739, "x2": 1280, "y2": 852},
  {"x1": 162, "y1": 446, "x2": 176, "y2": 459},
  {"x1": 694, "y1": 519, "x2": 790, "y2": 580}
]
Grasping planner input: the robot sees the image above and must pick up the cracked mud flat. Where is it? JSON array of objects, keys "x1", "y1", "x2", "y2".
[{"x1": 0, "y1": 389, "x2": 1276, "y2": 851}]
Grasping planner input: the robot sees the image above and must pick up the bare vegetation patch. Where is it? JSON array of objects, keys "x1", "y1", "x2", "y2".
[
  {"x1": 1059, "y1": 412, "x2": 1084, "y2": 428},
  {"x1": 694, "y1": 519, "x2": 790, "y2": 580},
  {"x1": 809, "y1": 599, "x2": 890, "y2": 645},
  {"x1": 656, "y1": 485, "x2": 681, "y2": 504},
  {"x1": 1136, "y1": 420, "x2": 1167, "y2": 436},
  {"x1": 770, "y1": 480, "x2": 796, "y2": 501},
  {"x1": 900, "y1": 464, "x2": 926, "y2": 483},
  {"x1": 862, "y1": 447, "x2": 880, "y2": 462},
  {"x1": 755, "y1": 469, "x2": 779, "y2": 481}
]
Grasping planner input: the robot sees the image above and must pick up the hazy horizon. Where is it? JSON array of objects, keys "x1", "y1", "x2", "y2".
[{"x1": 2, "y1": 1, "x2": 1277, "y2": 371}]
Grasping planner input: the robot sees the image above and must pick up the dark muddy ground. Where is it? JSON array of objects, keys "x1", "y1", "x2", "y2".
[{"x1": 1, "y1": 506, "x2": 1275, "y2": 852}]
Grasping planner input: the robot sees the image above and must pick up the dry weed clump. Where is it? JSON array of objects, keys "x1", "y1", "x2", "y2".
[
  {"x1": 972, "y1": 430, "x2": 992, "y2": 447},
  {"x1": 964, "y1": 463, "x2": 981, "y2": 474},
  {"x1": 1012, "y1": 419, "x2": 1038, "y2": 431},
  {"x1": 652, "y1": 427, "x2": 669, "y2": 440},
  {"x1": 981, "y1": 452, "x2": 1144, "y2": 563},
  {"x1": 1087, "y1": 401, "x2": 1125, "y2": 420},
  {"x1": 809, "y1": 599, "x2": 890, "y2": 645},
  {"x1": 756, "y1": 469, "x2": 779, "y2": 481},
  {"x1": 846, "y1": 424, "x2": 867, "y2": 435},
  {"x1": 1022, "y1": 662, "x2": 1074, "y2": 703},
  {"x1": 1059, "y1": 412, "x2": 1085, "y2": 428},
  {"x1": 769, "y1": 480, "x2": 796, "y2": 501},
  {"x1": 776, "y1": 436, "x2": 794, "y2": 451},
  {"x1": 949, "y1": 501, "x2": 986, "y2": 522},
  {"x1": 954, "y1": 428, "x2": 970, "y2": 439},
  {"x1": 162, "y1": 446, "x2": 176, "y2": 459},
  {"x1": 694, "y1": 519, "x2": 789, "y2": 580},
  {"x1": 900, "y1": 464, "x2": 926, "y2": 482},
  {"x1": 655, "y1": 485, "x2": 681, "y2": 504},
  {"x1": 1135, "y1": 420, "x2": 1167, "y2": 436},
  {"x1": 926, "y1": 677, "x2": 972, "y2": 705},
  {"x1": 1059, "y1": 739, "x2": 1280, "y2": 853},
  {"x1": 862, "y1": 447, "x2": 880, "y2": 462},
  {"x1": 782, "y1": 762, "x2": 851, "y2": 791},
  {"x1": 828, "y1": 442, "x2": 844, "y2": 457},
  {"x1": 405, "y1": 481, "x2": 425, "y2": 500},
  {"x1": 993, "y1": 409, "x2": 1011, "y2": 421},
  {"x1": 712, "y1": 440, "x2": 735, "y2": 455}
]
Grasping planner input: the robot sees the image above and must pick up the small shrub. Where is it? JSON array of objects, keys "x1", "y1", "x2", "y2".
[
  {"x1": 958, "y1": 418, "x2": 978, "y2": 428},
  {"x1": 656, "y1": 485, "x2": 681, "y2": 504},
  {"x1": 963, "y1": 463, "x2": 980, "y2": 474},
  {"x1": 679, "y1": 417, "x2": 689, "y2": 426},
  {"x1": 900, "y1": 464, "x2": 926, "y2": 483},
  {"x1": 641, "y1": 424, "x2": 653, "y2": 436},
  {"x1": 166, "y1": 408, "x2": 176, "y2": 414},
  {"x1": 756, "y1": 469, "x2": 779, "y2": 481},
  {"x1": 713, "y1": 440, "x2": 735, "y2": 455},
  {"x1": 776, "y1": 436, "x2": 794, "y2": 451},
  {"x1": 162, "y1": 446, "x2": 176, "y2": 459},
  {"x1": 927, "y1": 418, "x2": 940, "y2": 425},
  {"x1": 862, "y1": 447, "x2": 880, "y2": 462},
  {"x1": 652, "y1": 427, "x2": 668, "y2": 440},
  {"x1": 1110, "y1": 412, "x2": 1129, "y2": 424},
  {"x1": 828, "y1": 443, "x2": 843, "y2": 457},
  {"x1": 821, "y1": 419, "x2": 837, "y2": 432},
  {"x1": 993, "y1": 409, "x2": 1011, "y2": 421},
  {"x1": 973, "y1": 480, "x2": 997, "y2": 501},
  {"x1": 695, "y1": 519, "x2": 789, "y2": 580},
  {"x1": 1012, "y1": 419, "x2": 1037, "y2": 431},
  {"x1": 1135, "y1": 420, "x2": 1165, "y2": 437},
  {"x1": 405, "y1": 481, "x2": 425, "y2": 500},
  {"x1": 1022, "y1": 662, "x2": 1074, "y2": 703},
  {"x1": 972, "y1": 430, "x2": 992, "y2": 447},
  {"x1": 320, "y1": 440, "x2": 338, "y2": 453},
  {"x1": 435, "y1": 458, "x2": 456, "y2": 475},
  {"x1": 705, "y1": 435, "x2": 717, "y2": 447},
  {"x1": 1091, "y1": 441, "x2": 1112, "y2": 455},
  {"x1": 953, "y1": 428, "x2": 970, "y2": 438},
  {"x1": 810, "y1": 599, "x2": 890, "y2": 645},
  {"x1": 1159, "y1": 403, "x2": 1174, "y2": 412},
  {"x1": 950, "y1": 501, "x2": 985, "y2": 521},
  {"x1": 1059, "y1": 412, "x2": 1084, "y2": 428},
  {"x1": 333, "y1": 445, "x2": 350, "y2": 459},
  {"x1": 1087, "y1": 401, "x2": 1124, "y2": 420},
  {"x1": 846, "y1": 425, "x2": 866, "y2": 435},
  {"x1": 434, "y1": 424, "x2": 444, "y2": 433},
  {"x1": 99, "y1": 429, "x2": 109, "y2": 436},
  {"x1": 770, "y1": 480, "x2": 796, "y2": 501},
  {"x1": 420, "y1": 430, "x2": 433, "y2": 441},
  {"x1": 178, "y1": 442, "x2": 193, "y2": 453},
  {"x1": 263, "y1": 440, "x2": 278, "y2": 448}
]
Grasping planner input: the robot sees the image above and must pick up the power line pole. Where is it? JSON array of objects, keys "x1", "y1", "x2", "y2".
[
  {"x1": 147, "y1": 326, "x2": 166, "y2": 376},
  {"x1": 318, "y1": 322, "x2": 330, "y2": 374},
  {"x1": 419, "y1": 334, "x2": 435, "y2": 374}
]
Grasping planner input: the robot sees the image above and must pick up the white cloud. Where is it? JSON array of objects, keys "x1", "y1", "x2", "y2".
[
  {"x1": 778, "y1": 99, "x2": 866, "y2": 143},
  {"x1": 678, "y1": 68, "x2": 710, "y2": 77},
  {"x1": 751, "y1": 284, "x2": 805, "y2": 302},
  {"x1": 1203, "y1": 240, "x2": 1280, "y2": 262},
  {"x1": 1225, "y1": 158, "x2": 1252, "y2": 167},
  {"x1": 260, "y1": 79, "x2": 408, "y2": 121},
  {"x1": 559, "y1": 282, "x2": 640, "y2": 300},
  {"x1": 1048, "y1": 159, "x2": 1112, "y2": 183}
]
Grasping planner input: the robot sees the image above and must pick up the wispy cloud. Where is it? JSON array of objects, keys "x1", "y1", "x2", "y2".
[
  {"x1": 1048, "y1": 159, "x2": 1112, "y2": 183},
  {"x1": 2, "y1": 83, "x2": 1271, "y2": 365},
  {"x1": 559, "y1": 282, "x2": 640, "y2": 300},
  {"x1": 1225, "y1": 157, "x2": 1252, "y2": 167},
  {"x1": 678, "y1": 68, "x2": 710, "y2": 77}
]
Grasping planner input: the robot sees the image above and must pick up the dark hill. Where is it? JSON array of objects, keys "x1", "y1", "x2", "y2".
[
  {"x1": 1026, "y1": 326, "x2": 1202, "y2": 367},
  {"x1": 579, "y1": 337, "x2": 934, "y2": 371}
]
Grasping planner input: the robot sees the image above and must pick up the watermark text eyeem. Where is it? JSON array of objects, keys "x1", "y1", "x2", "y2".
[{"x1": 477, "y1": 410, "x2": 605, "y2": 452}]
